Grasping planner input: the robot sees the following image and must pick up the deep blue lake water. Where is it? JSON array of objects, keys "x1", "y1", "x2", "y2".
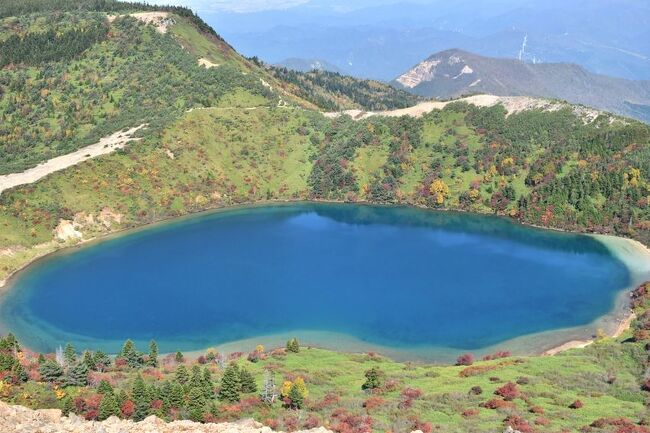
[{"x1": 0, "y1": 204, "x2": 632, "y2": 358}]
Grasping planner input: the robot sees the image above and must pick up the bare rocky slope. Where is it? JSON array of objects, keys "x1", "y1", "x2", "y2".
[
  {"x1": 0, "y1": 400, "x2": 333, "y2": 433},
  {"x1": 392, "y1": 49, "x2": 650, "y2": 123},
  {"x1": 0, "y1": 400, "x2": 525, "y2": 433}
]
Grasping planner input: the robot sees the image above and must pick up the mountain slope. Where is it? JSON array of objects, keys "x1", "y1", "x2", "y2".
[
  {"x1": 267, "y1": 66, "x2": 422, "y2": 111},
  {"x1": 0, "y1": 1, "x2": 423, "y2": 175},
  {"x1": 393, "y1": 49, "x2": 650, "y2": 123}
]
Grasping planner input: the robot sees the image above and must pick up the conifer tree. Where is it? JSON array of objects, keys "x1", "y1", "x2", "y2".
[
  {"x1": 120, "y1": 340, "x2": 140, "y2": 368},
  {"x1": 98, "y1": 393, "x2": 120, "y2": 420},
  {"x1": 39, "y1": 359, "x2": 63, "y2": 383},
  {"x1": 97, "y1": 379, "x2": 114, "y2": 395},
  {"x1": 189, "y1": 365, "x2": 203, "y2": 389},
  {"x1": 63, "y1": 343, "x2": 76, "y2": 365},
  {"x1": 93, "y1": 351, "x2": 111, "y2": 371},
  {"x1": 175, "y1": 364, "x2": 189, "y2": 384},
  {"x1": 64, "y1": 361, "x2": 88, "y2": 387},
  {"x1": 175, "y1": 351, "x2": 184, "y2": 363},
  {"x1": 82, "y1": 351, "x2": 96, "y2": 371},
  {"x1": 187, "y1": 387, "x2": 206, "y2": 422},
  {"x1": 218, "y1": 364, "x2": 241, "y2": 402},
  {"x1": 362, "y1": 367, "x2": 384, "y2": 390},
  {"x1": 116, "y1": 389, "x2": 128, "y2": 408},
  {"x1": 239, "y1": 367, "x2": 257, "y2": 393},
  {"x1": 131, "y1": 374, "x2": 149, "y2": 421},
  {"x1": 288, "y1": 383, "x2": 304, "y2": 409},
  {"x1": 202, "y1": 368, "x2": 214, "y2": 399},
  {"x1": 13, "y1": 362, "x2": 28, "y2": 383},
  {"x1": 161, "y1": 381, "x2": 173, "y2": 411},
  {"x1": 148, "y1": 340, "x2": 158, "y2": 367},
  {"x1": 60, "y1": 395, "x2": 74, "y2": 416},
  {"x1": 286, "y1": 338, "x2": 300, "y2": 353},
  {"x1": 0, "y1": 333, "x2": 19, "y2": 352},
  {"x1": 169, "y1": 381, "x2": 185, "y2": 409}
]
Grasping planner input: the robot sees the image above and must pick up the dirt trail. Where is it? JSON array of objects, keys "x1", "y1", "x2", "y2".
[
  {"x1": 324, "y1": 94, "x2": 603, "y2": 121},
  {"x1": 0, "y1": 125, "x2": 146, "y2": 196}
]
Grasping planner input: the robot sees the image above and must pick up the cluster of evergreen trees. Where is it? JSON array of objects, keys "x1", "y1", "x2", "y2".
[
  {"x1": 0, "y1": 12, "x2": 272, "y2": 174},
  {"x1": 0, "y1": 20, "x2": 108, "y2": 67}
]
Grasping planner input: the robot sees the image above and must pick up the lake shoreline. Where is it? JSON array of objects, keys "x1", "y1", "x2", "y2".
[{"x1": 1, "y1": 200, "x2": 649, "y2": 361}]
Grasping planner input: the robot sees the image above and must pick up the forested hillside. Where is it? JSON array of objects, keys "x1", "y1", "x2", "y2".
[
  {"x1": 267, "y1": 66, "x2": 421, "y2": 111},
  {"x1": 0, "y1": 1, "x2": 423, "y2": 175}
]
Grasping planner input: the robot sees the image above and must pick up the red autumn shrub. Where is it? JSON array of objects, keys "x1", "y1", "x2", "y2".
[
  {"x1": 121, "y1": 400, "x2": 135, "y2": 418},
  {"x1": 569, "y1": 399, "x2": 583, "y2": 409},
  {"x1": 398, "y1": 388, "x2": 423, "y2": 409},
  {"x1": 456, "y1": 353, "x2": 474, "y2": 366},
  {"x1": 401, "y1": 388, "x2": 423, "y2": 400},
  {"x1": 504, "y1": 415, "x2": 534, "y2": 433},
  {"x1": 303, "y1": 415, "x2": 321, "y2": 429},
  {"x1": 240, "y1": 396, "x2": 261, "y2": 411},
  {"x1": 74, "y1": 396, "x2": 86, "y2": 413},
  {"x1": 84, "y1": 409, "x2": 99, "y2": 421},
  {"x1": 150, "y1": 399, "x2": 163, "y2": 410},
  {"x1": 529, "y1": 406, "x2": 544, "y2": 414},
  {"x1": 482, "y1": 351, "x2": 512, "y2": 361},
  {"x1": 495, "y1": 382, "x2": 520, "y2": 400},
  {"x1": 228, "y1": 352, "x2": 244, "y2": 360},
  {"x1": 459, "y1": 364, "x2": 497, "y2": 377},
  {"x1": 312, "y1": 392, "x2": 340, "y2": 410},
  {"x1": 383, "y1": 379, "x2": 399, "y2": 392},
  {"x1": 330, "y1": 408, "x2": 374, "y2": 433},
  {"x1": 481, "y1": 398, "x2": 515, "y2": 410},
  {"x1": 615, "y1": 426, "x2": 650, "y2": 433},
  {"x1": 283, "y1": 414, "x2": 299, "y2": 432},
  {"x1": 203, "y1": 413, "x2": 220, "y2": 423},
  {"x1": 412, "y1": 419, "x2": 433, "y2": 433},
  {"x1": 142, "y1": 368, "x2": 163, "y2": 380},
  {"x1": 362, "y1": 396, "x2": 385, "y2": 411},
  {"x1": 535, "y1": 417, "x2": 550, "y2": 426},
  {"x1": 462, "y1": 408, "x2": 479, "y2": 417},
  {"x1": 197, "y1": 355, "x2": 207, "y2": 364},
  {"x1": 265, "y1": 418, "x2": 280, "y2": 430},
  {"x1": 591, "y1": 418, "x2": 636, "y2": 428}
]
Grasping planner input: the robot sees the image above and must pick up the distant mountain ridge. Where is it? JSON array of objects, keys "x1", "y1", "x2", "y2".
[{"x1": 392, "y1": 49, "x2": 650, "y2": 123}]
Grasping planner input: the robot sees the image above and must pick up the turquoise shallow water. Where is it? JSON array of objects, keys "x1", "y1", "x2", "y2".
[{"x1": 0, "y1": 204, "x2": 633, "y2": 359}]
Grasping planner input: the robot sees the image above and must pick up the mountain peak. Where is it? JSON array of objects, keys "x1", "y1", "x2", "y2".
[{"x1": 393, "y1": 49, "x2": 650, "y2": 122}]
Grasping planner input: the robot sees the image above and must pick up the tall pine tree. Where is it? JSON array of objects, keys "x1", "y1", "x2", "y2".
[
  {"x1": 218, "y1": 364, "x2": 241, "y2": 402},
  {"x1": 148, "y1": 340, "x2": 158, "y2": 367}
]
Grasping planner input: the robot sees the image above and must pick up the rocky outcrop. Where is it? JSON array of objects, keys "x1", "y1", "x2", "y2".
[{"x1": 0, "y1": 400, "x2": 333, "y2": 433}]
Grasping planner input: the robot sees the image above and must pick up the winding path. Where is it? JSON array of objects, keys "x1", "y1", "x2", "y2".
[{"x1": 0, "y1": 125, "x2": 146, "y2": 196}]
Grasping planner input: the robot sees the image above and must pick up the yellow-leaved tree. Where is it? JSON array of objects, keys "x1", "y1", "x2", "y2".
[{"x1": 429, "y1": 179, "x2": 449, "y2": 205}]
